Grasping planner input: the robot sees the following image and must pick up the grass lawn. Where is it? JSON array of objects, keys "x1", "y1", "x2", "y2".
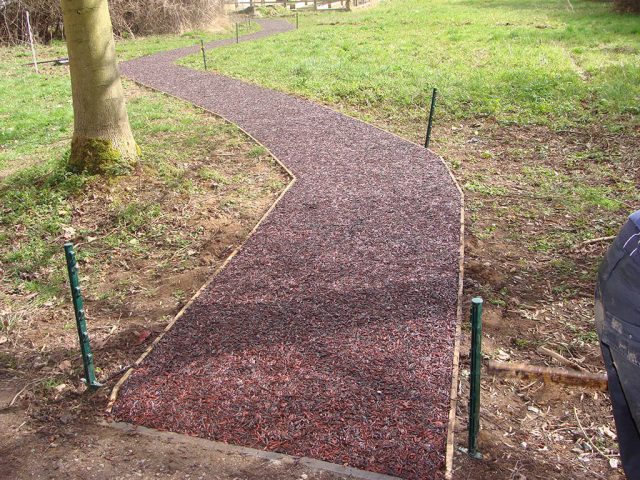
[
  {"x1": 0, "y1": 20, "x2": 278, "y2": 304},
  {"x1": 182, "y1": 0, "x2": 639, "y2": 130},
  {"x1": 0, "y1": 21, "x2": 258, "y2": 174}
]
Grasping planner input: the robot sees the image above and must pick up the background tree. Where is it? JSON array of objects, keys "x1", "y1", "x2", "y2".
[{"x1": 61, "y1": 0, "x2": 138, "y2": 175}]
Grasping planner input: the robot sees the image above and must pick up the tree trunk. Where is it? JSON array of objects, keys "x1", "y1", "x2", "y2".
[{"x1": 61, "y1": 0, "x2": 138, "y2": 175}]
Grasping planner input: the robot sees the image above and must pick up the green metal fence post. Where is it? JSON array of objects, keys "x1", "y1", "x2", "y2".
[
  {"x1": 64, "y1": 243, "x2": 101, "y2": 389},
  {"x1": 468, "y1": 297, "x2": 483, "y2": 458},
  {"x1": 424, "y1": 87, "x2": 437, "y2": 149},
  {"x1": 200, "y1": 39, "x2": 208, "y2": 71}
]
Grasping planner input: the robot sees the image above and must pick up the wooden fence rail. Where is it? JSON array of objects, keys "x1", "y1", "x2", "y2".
[{"x1": 224, "y1": 0, "x2": 370, "y2": 12}]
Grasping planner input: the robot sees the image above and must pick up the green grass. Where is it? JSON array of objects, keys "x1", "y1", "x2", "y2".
[
  {"x1": 199, "y1": 167, "x2": 231, "y2": 184},
  {"x1": 0, "y1": 20, "x2": 269, "y2": 302},
  {"x1": 115, "y1": 22, "x2": 259, "y2": 60},
  {"x1": 0, "y1": 48, "x2": 73, "y2": 173},
  {"x1": 181, "y1": 0, "x2": 639, "y2": 130},
  {"x1": 0, "y1": 160, "x2": 87, "y2": 277},
  {"x1": 0, "y1": 21, "x2": 259, "y2": 174},
  {"x1": 0, "y1": 80, "x2": 273, "y2": 300},
  {"x1": 521, "y1": 164, "x2": 627, "y2": 213}
]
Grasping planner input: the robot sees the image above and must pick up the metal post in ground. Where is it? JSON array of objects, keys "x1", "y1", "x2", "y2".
[
  {"x1": 64, "y1": 243, "x2": 101, "y2": 390},
  {"x1": 200, "y1": 40, "x2": 208, "y2": 70},
  {"x1": 468, "y1": 297, "x2": 483, "y2": 458},
  {"x1": 296, "y1": 12, "x2": 299, "y2": 29},
  {"x1": 236, "y1": 22, "x2": 239, "y2": 43},
  {"x1": 424, "y1": 87, "x2": 437, "y2": 149}
]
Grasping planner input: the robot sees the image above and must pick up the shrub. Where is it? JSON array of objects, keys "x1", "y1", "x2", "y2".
[
  {"x1": 0, "y1": 0, "x2": 224, "y2": 45},
  {"x1": 612, "y1": 0, "x2": 640, "y2": 13}
]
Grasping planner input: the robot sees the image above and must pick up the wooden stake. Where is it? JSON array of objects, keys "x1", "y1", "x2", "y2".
[
  {"x1": 486, "y1": 360, "x2": 608, "y2": 391},
  {"x1": 26, "y1": 11, "x2": 39, "y2": 74}
]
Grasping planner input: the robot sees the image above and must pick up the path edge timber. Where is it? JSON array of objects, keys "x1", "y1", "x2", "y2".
[{"x1": 445, "y1": 197, "x2": 465, "y2": 480}]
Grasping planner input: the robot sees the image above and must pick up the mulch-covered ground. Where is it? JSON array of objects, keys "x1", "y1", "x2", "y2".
[{"x1": 112, "y1": 19, "x2": 462, "y2": 479}]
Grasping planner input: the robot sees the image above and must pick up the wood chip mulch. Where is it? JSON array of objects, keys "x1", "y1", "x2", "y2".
[{"x1": 112, "y1": 19, "x2": 462, "y2": 479}]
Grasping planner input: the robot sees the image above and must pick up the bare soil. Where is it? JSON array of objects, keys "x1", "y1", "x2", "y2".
[
  {"x1": 0, "y1": 397, "x2": 341, "y2": 480},
  {"x1": 436, "y1": 120, "x2": 640, "y2": 480}
]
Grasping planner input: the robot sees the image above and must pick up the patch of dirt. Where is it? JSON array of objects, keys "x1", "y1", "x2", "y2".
[
  {"x1": 0, "y1": 399, "x2": 343, "y2": 480},
  {"x1": 434, "y1": 120, "x2": 640, "y2": 480}
]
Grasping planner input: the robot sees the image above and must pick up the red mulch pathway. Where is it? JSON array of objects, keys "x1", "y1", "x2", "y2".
[{"x1": 112, "y1": 19, "x2": 462, "y2": 479}]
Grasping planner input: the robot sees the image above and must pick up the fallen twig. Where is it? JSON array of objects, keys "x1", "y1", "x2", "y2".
[
  {"x1": 537, "y1": 345, "x2": 587, "y2": 372},
  {"x1": 574, "y1": 236, "x2": 615, "y2": 249},
  {"x1": 23, "y1": 57, "x2": 68, "y2": 66},
  {"x1": 94, "y1": 323, "x2": 120, "y2": 349},
  {"x1": 7, "y1": 379, "x2": 44, "y2": 407},
  {"x1": 574, "y1": 407, "x2": 617, "y2": 460}
]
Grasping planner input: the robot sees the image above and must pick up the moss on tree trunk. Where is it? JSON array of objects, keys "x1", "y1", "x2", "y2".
[
  {"x1": 68, "y1": 137, "x2": 140, "y2": 175},
  {"x1": 61, "y1": 0, "x2": 139, "y2": 175}
]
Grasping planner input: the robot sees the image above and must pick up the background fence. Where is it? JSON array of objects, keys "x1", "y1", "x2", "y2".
[{"x1": 224, "y1": 0, "x2": 371, "y2": 12}]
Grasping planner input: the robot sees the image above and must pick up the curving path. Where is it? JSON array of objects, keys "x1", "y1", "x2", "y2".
[{"x1": 112, "y1": 18, "x2": 462, "y2": 480}]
